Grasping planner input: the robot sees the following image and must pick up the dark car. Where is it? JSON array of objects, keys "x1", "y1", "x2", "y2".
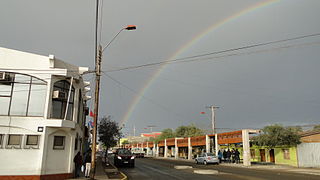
[{"x1": 114, "y1": 149, "x2": 135, "y2": 167}]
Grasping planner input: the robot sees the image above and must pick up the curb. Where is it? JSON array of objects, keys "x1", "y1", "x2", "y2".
[
  {"x1": 106, "y1": 161, "x2": 127, "y2": 180},
  {"x1": 120, "y1": 171, "x2": 128, "y2": 180}
]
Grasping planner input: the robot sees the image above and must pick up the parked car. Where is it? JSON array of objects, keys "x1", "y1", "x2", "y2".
[
  {"x1": 114, "y1": 148, "x2": 135, "y2": 167},
  {"x1": 131, "y1": 147, "x2": 145, "y2": 158},
  {"x1": 195, "y1": 153, "x2": 219, "y2": 165}
]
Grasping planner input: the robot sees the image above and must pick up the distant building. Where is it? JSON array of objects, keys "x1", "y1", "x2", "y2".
[
  {"x1": 126, "y1": 136, "x2": 148, "y2": 144},
  {"x1": 141, "y1": 132, "x2": 161, "y2": 138},
  {"x1": 0, "y1": 47, "x2": 90, "y2": 179}
]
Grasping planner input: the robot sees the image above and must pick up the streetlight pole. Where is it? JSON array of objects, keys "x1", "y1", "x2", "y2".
[
  {"x1": 90, "y1": 25, "x2": 136, "y2": 179},
  {"x1": 90, "y1": 45, "x2": 102, "y2": 179}
]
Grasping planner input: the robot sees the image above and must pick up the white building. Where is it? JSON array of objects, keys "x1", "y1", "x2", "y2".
[{"x1": 0, "y1": 47, "x2": 90, "y2": 179}]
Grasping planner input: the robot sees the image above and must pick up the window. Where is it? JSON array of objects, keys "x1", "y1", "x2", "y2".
[
  {"x1": 26, "y1": 135, "x2": 39, "y2": 145},
  {"x1": 282, "y1": 149, "x2": 290, "y2": 160},
  {"x1": 7, "y1": 134, "x2": 22, "y2": 148},
  {"x1": 74, "y1": 134, "x2": 78, "y2": 150},
  {"x1": 51, "y1": 80, "x2": 74, "y2": 120},
  {"x1": 28, "y1": 84, "x2": 47, "y2": 116},
  {"x1": 0, "y1": 72, "x2": 47, "y2": 116},
  {"x1": 10, "y1": 82, "x2": 30, "y2": 115},
  {"x1": 25, "y1": 135, "x2": 40, "y2": 149},
  {"x1": 77, "y1": 90, "x2": 82, "y2": 124},
  {"x1": 53, "y1": 136, "x2": 65, "y2": 150}
]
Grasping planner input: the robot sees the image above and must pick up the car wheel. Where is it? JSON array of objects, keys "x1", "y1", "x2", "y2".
[{"x1": 204, "y1": 161, "x2": 207, "y2": 165}]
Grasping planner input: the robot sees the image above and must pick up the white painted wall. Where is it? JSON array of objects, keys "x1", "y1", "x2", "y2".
[
  {"x1": 0, "y1": 122, "x2": 44, "y2": 175},
  {"x1": 297, "y1": 143, "x2": 320, "y2": 168},
  {"x1": 44, "y1": 129, "x2": 73, "y2": 174},
  {"x1": 0, "y1": 47, "x2": 88, "y2": 177}
]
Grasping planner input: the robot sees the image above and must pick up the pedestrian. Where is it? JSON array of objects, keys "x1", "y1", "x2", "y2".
[
  {"x1": 84, "y1": 151, "x2": 92, "y2": 178},
  {"x1": 73, "y1": 152, "x2": 82, "y2": 178},
  {"x1": 231, "y1": 148, "x2": 235, "y2": 163},
  {"x1": 235, "y1": 149, "x2": 240, "y2": 164},
  {"x1": 218, "y1": 150, "x2": 223, "y2": 163},
  {"x1": 223, "y1": 149, "x2": 227, "y2": 163},
  {"x1": 226, "y1": 149, "x2": 231, "y2": 163}
]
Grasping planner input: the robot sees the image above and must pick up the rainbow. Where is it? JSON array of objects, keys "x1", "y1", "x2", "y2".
[{"x1": 120, "y1": 0, "x2": 280, "y2": 126}]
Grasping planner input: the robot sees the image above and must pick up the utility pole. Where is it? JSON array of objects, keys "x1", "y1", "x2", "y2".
[
  {"x1": 206, "y1": 105, "x2": 219, "y2": 155},
  {"x1": 91, "y1": 45, "x2": 102, "y2": 179},
  {"x1": 90, "y1": 2, "x2": 135, "y2": 176},
  {"x1": 133, "y1": 125, "x2": 136, "y2": 137},
  {"x1": 206, "y1": 105, "x2": 219, "y2": 134}
]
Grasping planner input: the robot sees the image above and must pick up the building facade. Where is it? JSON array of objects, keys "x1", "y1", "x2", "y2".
[
  {"x1": 0, "y1": 47, "x2": 90, "y2": 180},
  {"x1": 297, "y1": 130, "x2": 320, "y2": 168}
]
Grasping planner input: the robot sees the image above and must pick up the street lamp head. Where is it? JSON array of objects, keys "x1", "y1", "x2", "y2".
[{"x1": 125, "y1": 25, "x2": 137, "y2": 30}]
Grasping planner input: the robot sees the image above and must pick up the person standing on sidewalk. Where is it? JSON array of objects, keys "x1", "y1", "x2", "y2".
[
  {"x1": 84, "y1": 151, "x2": 92, "y2": 178},
  {"x1": 231, "y1": 148, "x2": 236, "y2": 163},
  {"x1": 234, "y1": 149, "x2": 240, "y2": 164},
  {"x1": 226, "y1": 149, "x2": 232, "y2": 163},
  {"x1": 73, "y1": 152, "x2": 83, "y2": 178},
  {"x1": 218, "y1": 150, "x2": 223, "y2": 163},
  {"x1": 223, "y1": 149, "x2": 227, "y2": 163}
]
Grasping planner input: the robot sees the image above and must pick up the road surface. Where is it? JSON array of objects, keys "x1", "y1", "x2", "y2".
[{"x1": 116, "y1": 157, "x2": 319, "y2": 180}]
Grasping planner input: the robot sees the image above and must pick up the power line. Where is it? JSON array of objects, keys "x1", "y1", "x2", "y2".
[
  {"x1": 105, "y1": 32, "x2": 320, "y2": 73},
  {"x1": 177, "y1": 40, "x2": 320, "y2": 64}
]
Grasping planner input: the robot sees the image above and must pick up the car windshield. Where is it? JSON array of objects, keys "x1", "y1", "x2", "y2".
[
  {"x1": 206, "y1": 153, "x2": 215, "y2": 156},
  {"x1": 117, "y1": 149, "x2": 132, "y2": 155}
]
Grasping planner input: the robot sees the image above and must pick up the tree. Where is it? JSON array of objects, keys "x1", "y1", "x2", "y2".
[
  {"x1": 98, "y1": 116, "x2": 122, "y2": 149},
  {"x1": 122, "y1": 140, "x2": 129, "y2": 145},
  {"x1": 313, "y1": 124, "x2": 320, "y2": 131},
  {"x1": 153, "y1": 128, "x2": 175, "y2": 142},
  {"x1": 252, "y1": 124, "x2": 301, "y2": 148},
  {"x1": 175, "y1": 124, "x2": 204, "y2": 138}
]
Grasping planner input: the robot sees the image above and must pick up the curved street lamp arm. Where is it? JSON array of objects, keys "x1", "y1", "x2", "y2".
[{"x1": 102, "y1": 28, "x2": 125, "y2": 52}]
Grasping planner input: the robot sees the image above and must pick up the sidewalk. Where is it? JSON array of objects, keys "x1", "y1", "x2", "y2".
[
  {"x1": 153, "y1": 156, "x2": 320, "y2": 176},
  {"x1": 222, "y1": 162, "x2": 320, "y2": 176},
  {"x1": 68, "y1": 154, "x2": 126, "y2": 180}
]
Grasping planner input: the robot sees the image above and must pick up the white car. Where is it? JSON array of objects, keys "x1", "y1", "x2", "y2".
[{"x1": 195, "y1": 153, "x2": 219, "y2": 165}]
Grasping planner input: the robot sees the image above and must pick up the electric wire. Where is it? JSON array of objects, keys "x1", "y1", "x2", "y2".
[
  {"x1": 3, "y1": 33, "x2": 319, "y2": 74},
  {"x1": 105, "y1": 32, "x2": 320, "y2": 73}
]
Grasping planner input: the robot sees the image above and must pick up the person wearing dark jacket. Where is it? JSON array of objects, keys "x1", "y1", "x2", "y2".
[
  {"x1": 223, "y1": 149, "x2": 227, "y2": 163},
  {"x1": 235, "y1": 149, "x2": 240, "y2": 164},
  {"x1": 226, "y1": 149, "x2": 232, "y2": 163},
  {"x1": 73, "y1": 152, "x2": 82, "y2": 178}
]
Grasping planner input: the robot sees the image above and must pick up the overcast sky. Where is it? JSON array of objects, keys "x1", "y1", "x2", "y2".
[{"x1": 1, "y1": 0, "x2": 320, "y2": 136}]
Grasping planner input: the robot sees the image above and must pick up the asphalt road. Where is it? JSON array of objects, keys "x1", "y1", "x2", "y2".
[{"x1": 116, "y1": 157, "x2": 319, "y2": 180}]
